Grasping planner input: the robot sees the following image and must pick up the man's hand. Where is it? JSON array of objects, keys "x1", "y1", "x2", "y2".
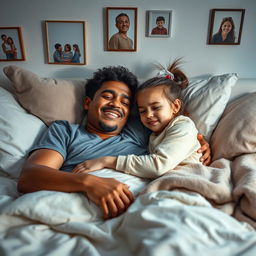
[
  {"x1": 83, "y1": 174, "x2": 133, "y2": 219},
  {"x1": 197, "y1": 133, "x2": 211, "y2": 166}
]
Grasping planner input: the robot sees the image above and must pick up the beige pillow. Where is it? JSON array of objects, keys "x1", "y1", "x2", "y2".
[
  {"x1": 3, "y1": 65, "x2": 86, "y2": 126},
  {"x1": 211, "y1": 92, "x2": 256, "y2": 161}
]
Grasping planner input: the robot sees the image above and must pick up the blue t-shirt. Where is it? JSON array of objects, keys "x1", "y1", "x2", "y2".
[{"x1": 31, "y1": 114, "x2": 150, "y2": 172}]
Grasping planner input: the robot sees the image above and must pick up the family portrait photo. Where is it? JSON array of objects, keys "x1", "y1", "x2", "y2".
[
  {"x1": 0, "y1": 27, "x2": 25, "y2": 61},
  {"x1": 106, "y1": 7, "x2": 137, "y2": 52},
  {"x1": 208, "y1": 9, "x2": 245, "y2": 45},
  {"x1": 45, "y1": 20, "x2": 86, "y2": 65},
  {"x1": 148, "y1": 10, "x2": 172, "y2": 38}
]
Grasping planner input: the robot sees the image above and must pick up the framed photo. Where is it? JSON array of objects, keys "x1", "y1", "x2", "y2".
[
  {"x1": 208, "y1": 9, "x2": 245, "y2": 45},
  {"x1": 106, "y1": 7, "x2": 137, "y2": 51},
  {"x1": 0, "y1": 27, "x2": 26, "y2": 61},
  {"x1": 147, "y1": 10, "x2": 172, "y2": 38},
  {"x1": 45, "y1": 20, "x2": 86, "y2": 65}
]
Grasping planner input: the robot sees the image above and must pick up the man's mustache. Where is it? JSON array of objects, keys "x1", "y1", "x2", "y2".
[{"x1": 101, "y1": 106, "x2": 124, "y2": 118}]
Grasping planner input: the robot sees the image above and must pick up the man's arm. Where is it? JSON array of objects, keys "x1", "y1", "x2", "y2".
[
  {"x1": 2, "y1": 43, "x2": 7, "y2": 54},
  {"x1": 18, "y1": 149, "x2": 133, "y2": 219}
]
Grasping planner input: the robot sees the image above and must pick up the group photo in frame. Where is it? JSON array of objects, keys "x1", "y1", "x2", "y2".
[
  {"x1": 147, "y1": 10, "x2": 172, "y2": 38},
  {"x1": 208, "y1": 9, "x2": 245, "y2": 45},
  {"x1": 0, "y1": 27, "x2": 26, "y2": 61},
  {"x1": 106, "y1": 7, "x2": 137, "y2": 52},
  {"x1": 45, "y1": 20, "x2": 86, "y2": 65}
]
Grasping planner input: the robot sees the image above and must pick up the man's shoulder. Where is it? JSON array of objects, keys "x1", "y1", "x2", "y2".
[
  {"x1": 49, "y1": 120, "x2": 80, "y2": 133},
  {"x1": 110, "y1": 32, "x2": 119, "y2": 40}
]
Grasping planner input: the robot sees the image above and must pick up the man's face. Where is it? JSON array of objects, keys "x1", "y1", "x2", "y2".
[
  {"x1": 116, "y1": 15, "x2": 130, "y2": 34},
  {"x1": 1, "y1": 35, "x2": 7, "y2": 42},
  {"x1": 84, "y1": 81, "x2": 132, "y2": 137}
]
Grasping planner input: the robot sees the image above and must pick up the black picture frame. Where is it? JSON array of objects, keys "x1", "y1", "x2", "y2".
[{"x1": 208, "y1": 9, "x2": 245, "y2": 45}]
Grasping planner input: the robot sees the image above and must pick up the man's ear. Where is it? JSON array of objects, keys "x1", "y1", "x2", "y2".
[{"x1": 84, "y1": 96, "x2": 91, "y2": 110}]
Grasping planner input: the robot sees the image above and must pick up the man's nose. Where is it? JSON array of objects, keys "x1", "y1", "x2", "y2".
[{"x1": 109, "y1": 98, "x2": 121, "y2": 107}]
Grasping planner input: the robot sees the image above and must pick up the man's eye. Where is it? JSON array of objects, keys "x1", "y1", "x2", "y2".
[
  {"x1": 102, "y1": 95, "x2": 112, "y2": 99},
  {"x1": 122, "y1": 101, "x2": 130, "y2": 107}
]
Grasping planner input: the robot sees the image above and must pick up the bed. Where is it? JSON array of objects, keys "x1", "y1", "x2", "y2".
[{"x1": 0, "y1": 66, "x2": 256, "y2": 255}]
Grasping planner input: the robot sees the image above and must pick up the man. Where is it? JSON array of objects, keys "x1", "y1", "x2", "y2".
[
  {"x1": 18, "y1": 66, "x2": 211, "y2": 219},
  {"x1": 108, "y1": 13, "x2": 133, "y2": 50},
  {"x1": 53, "y1": 43, "x2": 63, "y2": 62}
]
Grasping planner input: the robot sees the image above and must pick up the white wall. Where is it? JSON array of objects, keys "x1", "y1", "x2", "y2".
[{"x1": 0, "y1": 0, "x2": 255, "y2": 81}]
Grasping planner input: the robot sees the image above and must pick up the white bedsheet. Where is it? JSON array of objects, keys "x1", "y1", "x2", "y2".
[{"x1": 1, "y1": 168, "x2": 256, "y2": 256}]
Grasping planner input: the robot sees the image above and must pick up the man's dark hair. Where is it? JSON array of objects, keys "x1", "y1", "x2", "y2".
[
  {"x1": 1, "y1": 34, "x2": 7, "y2": 40},
  {"x1": 156, "y1": 16, "x2": 165, "y2": 23},
  {"x1": 115, "y1": 13, "x2": 130, "y2": 24},
  {"x1": 54, "y1": 43, "x2": 61, "y2": 49},
  {"x1": 85, "y1": 66, "x2": 138, "y2": 106}
]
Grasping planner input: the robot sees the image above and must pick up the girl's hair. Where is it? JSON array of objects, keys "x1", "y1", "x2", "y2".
[
  {"x1": 64, "y1": 44, "x2": 71, "y2": 51},
  {"x1": 136, "y1": 58, "x2": 188, "y2": 114},
  {"x1": 73, "y1": 44, "x2": 80, "y2": 53},
  {"x1": 218, "y1": 17, "x2": 235, "y2": 41},
  {"x1": 7, "y1": 37, "x2": 14, "y2": 44}
]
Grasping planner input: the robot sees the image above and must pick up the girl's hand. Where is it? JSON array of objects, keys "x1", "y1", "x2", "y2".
[
  {"x1": 197, "y1": 134, "x2": 211, "y2": 166},
  {"x1": 72, "y1": 158, "x2": 105, "y2": 174}
]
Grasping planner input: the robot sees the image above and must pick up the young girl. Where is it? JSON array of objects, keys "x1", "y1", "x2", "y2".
[
  {"x1": 72, "y1": 59, "x2": 203, "y2": 178},
  {"x1": 72, "y1": 44, "x2": 81, "y2": 63}
]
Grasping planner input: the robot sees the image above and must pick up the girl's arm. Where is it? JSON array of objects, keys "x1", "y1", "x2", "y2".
[
  {"x1": 72, "y1": 156, "x2": 117, "y2": 173},
  {"x1": 116, "y1": 117, "x2": 201, "y2": 179}
]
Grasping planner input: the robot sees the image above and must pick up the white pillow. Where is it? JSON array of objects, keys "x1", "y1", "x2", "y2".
[
  {"x1": 181, "y1": 73, "x2": 238, "y2": 141},
  {"x1": 0, "y1": 87, "x2": 46, "y2": 178}
]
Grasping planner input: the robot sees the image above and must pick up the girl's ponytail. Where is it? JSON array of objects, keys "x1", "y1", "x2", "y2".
[{"x1": 167, "y1": 58, "x2": 188, "y2": 89}]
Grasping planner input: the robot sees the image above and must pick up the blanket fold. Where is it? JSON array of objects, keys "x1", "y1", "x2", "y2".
[
  {"x1": 232, "y1": 153, "x2": 256, "y2": 228},
  {"x1": 143, "y1": 158, "x2": 234, "y2": 214}
]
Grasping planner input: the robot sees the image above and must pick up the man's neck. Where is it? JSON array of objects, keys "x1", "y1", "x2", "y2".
[
  {"x1": 85, "y1": 125, "x2": 118, "y2": 140},
  {"x1": 119, "y1": 32, "x2": 128, "y2": 39}
]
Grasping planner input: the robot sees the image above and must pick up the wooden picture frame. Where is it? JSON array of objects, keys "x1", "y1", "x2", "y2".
[
  {"x1": 106, "y1": 7, "x2": 137, "y2": 52},
  {"x1": 147, "y1": 10, "x2": 172, "y2": 38},
  {"x1": 208, "y1": 9, "x2": 245, "y2": 45},
  {"x1": 45, "y1": 20, "x2": 86, "y2": 65},
  {"x1": 0, "y1": 27, "x2": 26, "y2": 61}
]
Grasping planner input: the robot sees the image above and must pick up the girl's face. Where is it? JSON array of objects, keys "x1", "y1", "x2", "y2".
[
  {"x1": 221, "y1": 21, "x2": 232, "y2": 34},
  {"x1": 7, "y1": 38, "x2": 13, "y2": 44},
  {"x1": 136, "y1": 85, "x2": 181, "y2": 135}
]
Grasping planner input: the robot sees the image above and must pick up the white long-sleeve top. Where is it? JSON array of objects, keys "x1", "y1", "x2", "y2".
[{"x1": 116, "y1": 115, "x2": 202, "y2": 178}]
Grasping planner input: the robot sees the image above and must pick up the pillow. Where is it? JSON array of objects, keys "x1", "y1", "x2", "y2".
[
  {"x1": 0, "y1": 87, "x2": 46, "y2": 178},
  {"x1": 181, "y1": 73, "x2": 238, "y2": 141},
  {"x1": 211, "y1": 92, "x2": 256, "y2": 161},
  {"x1": 3, "y1": 65, "x2": 86, "y2": 126}
]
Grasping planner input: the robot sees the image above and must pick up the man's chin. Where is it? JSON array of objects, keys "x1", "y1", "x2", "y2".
[{"x1": 99, "y1": 121, "x2": 118, "y2": 133}]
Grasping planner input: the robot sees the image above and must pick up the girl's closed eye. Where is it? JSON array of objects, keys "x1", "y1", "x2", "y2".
[
  {"x1": 152, "y1": 106, "x2": 161, "y2": 111},
  {"x1": 139, "y1": 109, "x2": 146, "y2": 114}
]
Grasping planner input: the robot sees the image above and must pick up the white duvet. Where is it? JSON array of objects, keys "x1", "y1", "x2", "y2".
[{"x1": 1, "y1": 165, "x2": 256, "y2": 256}]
